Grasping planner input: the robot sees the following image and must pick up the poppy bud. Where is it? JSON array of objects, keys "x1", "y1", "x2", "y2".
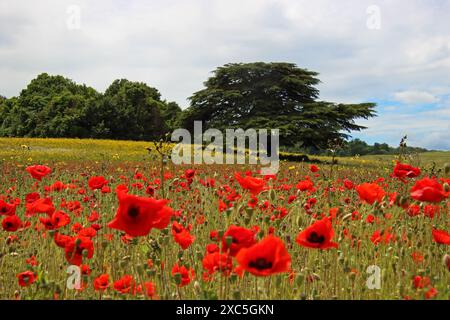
[
  {"x1": 275, "y1": 276, "x2": 282, "y2": 286},
  {"x1": 399, "y1": 196, "x2": 408, "y2": 207},
  {"x1": 299, "y1": 293, "x2": 307, "y2": 300},
  {"x1": 137, "y1": 265, "x2": 144, "y2": 275},
  {"x1": 245, "y1": 207, "x2": 254, "y2": 215},
  {"x1": 295, "y1": 274, "x2": 304, "y2": 286},
  {"x1": 270, "y1": 189, "x2": 276, "y2": 201},
  {"x1": 342, "y1": 213, "x2": 352, "y2": 221},
  {"x1": 444, "y1": 163, "x2": 450, "y2": 175},
  {"x1": 194, "y1": 281, "x2": 201, "y2": 295},
  {"x1": 443, "y1": 183, "x2": 449, "y2": 193},
  {"x1": 225, "y1": 236, "x2": 233, "y2": 247}
]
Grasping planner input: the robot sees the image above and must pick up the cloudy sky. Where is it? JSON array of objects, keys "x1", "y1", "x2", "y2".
[{"x1": 1, "y1": 0, "x2": 449, "y2": 149}]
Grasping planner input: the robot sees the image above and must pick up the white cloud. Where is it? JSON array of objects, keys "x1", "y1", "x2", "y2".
[
  {"x1": 393, "y1": 90, "x2": 438, "y2": 104},
  {"x1": 352, "y1": 106, "x2": 450, "y2": 150}
]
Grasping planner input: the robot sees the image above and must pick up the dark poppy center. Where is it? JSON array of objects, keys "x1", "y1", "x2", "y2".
[
  {"x1": 249, "y1": 258, "x2": 273, "y2": 270},
  {"x1": 5, "y1": 222, "x2": 12, "y2": 228},
  {"x1": 0, "y1": 207, "x2": 7, "y2": 213},
  {"x1": 127, "y1": 206, "x2": 140, "y2": 218},
  {"x1": 307, "y1": 231, "x2": 325, "y2": 244}
]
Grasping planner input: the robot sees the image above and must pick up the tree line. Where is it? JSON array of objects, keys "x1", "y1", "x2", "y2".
[
  {"x1": 0, "y1": 74, "x2": 182, "y2": 140},
  {"x1": 0, "y1": 62, "x2": 418, "y2": 154}
]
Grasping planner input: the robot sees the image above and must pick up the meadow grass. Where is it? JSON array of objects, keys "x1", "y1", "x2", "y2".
[{"x1": 0, "y1": 137, "x2": 448, "y2": 300}]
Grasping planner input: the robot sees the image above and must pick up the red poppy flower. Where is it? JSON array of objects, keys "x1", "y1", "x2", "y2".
[
  {"x1": 423, "y1": 205, "x2": 440, "y2": 219},
  {"x1": 411, "y1": 252, "x2": 424, "y2": 264},
  {"x1": 26, "y1": 165, "x2": 52, "y2": 181},
  {"x1": 370, "y1": 229, "x2": 395, "y2": 245},
  {"x1": 206, "y1": 243, "x2": 220, "y2": 254},
  {"x1": 172, "y1": 263, "x2": 195, "y2": 287},
  {"x1": 48, "y1": 181, "x2": 67, "y2": 192},
  {"x1": 17, "y1": 271, "x2": 37, "y2": 287},
  {"x1": 113, "y1": 275, "x2": 135, "y2": 294},
  {"x1": 413, "y1": 275, "x2": 430, "y2": 289},
  {"x1": 343, "y1": 179, "x2": 354, "y2": 190},
  {"x1": 296, "y1": 178, "x2": 314, "y2": 192},
  {"x1": 234, "y1": 173, "x2": 267, "y2": 195},
  {"x1": 410, "y1": 178, "x2": 447, "y2": 203},
  {"x1": 392, "y1": 162, "x2": 421, "y2": 181},
  {"x1": 2, "y1": 215, "x2": 22, "y2": 232},
  {"x1": 26, "y1": 255, "x2": 38, "y2": 267},
  {"x1": 356, "y1": 183, "x2": 385, "y2": 204},
  {"x1": 88, "y1": 176, "x2": 108, "y2": 190},
  {"x1": 143, "y1": 281, "x2": 156, "y2": 298},
  {"x1": 310, "y1": 165, "x2": 320, "y2": 173},
  {"x1": 25, "y1": 192, "x2": 40, "y2": 204},
  {"x1": 93, "y1": 274, "x2": 110, "y2": 291},
  {"x1": 185, "y1": 169, "x2": 196, "y2": 179},
  {"x1": 432, "y1": 229, "x2": 450, "y2": 245},
  {"x1": 296, "y1": 217, "x2": 338, "y2": 249},
  {"x1": 202, "y1": 252, "x2": 233, "y2": 276},
  {"x1": 39, "y1": 210, "x2": 70, "y2": 230},
  {"x1": 222, "y1": 225, "x2": 258, "y2": 256},
  {"x1": 25, "y1": 197, "x2": 55, "y2": 217},
  {"x1": 425, "y1": 287, "x2": 438, "y2": 299},
  {"x1": 64, "y1": 236, "x2": 94, "y2": 265},
  {"x1": 54, "y1": 232, "x2": 73, "y2": 248},
  {"x1": 172, "y1": 221, "x2": 195, "y2": 250},
  {"x1": 88, "y1": 211, "x2": 100, "y2": 222},
  {"x1": 78, "y1": 227, "x2": 97, "y2": 238},
  {"x1": 0, "y1": 200, "x2": 16, "y2": 216},
  {"x1": 236, "y1": 236, "x2": 291, "y2": 276},
  {"x1": 146, "y1": 185, "x2": 155, "y2": 196},
  {"x1": 108, "y1": 191, "x2": 173, "y2": 237}
]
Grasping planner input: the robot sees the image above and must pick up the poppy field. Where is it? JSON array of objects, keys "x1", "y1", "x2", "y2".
[{"x1": 0, "y1": 138, "x2": 449, "y2": 300}]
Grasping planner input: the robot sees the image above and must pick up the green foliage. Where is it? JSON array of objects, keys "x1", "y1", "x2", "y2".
[
  {"x1": 320, "y1": 138, "x2": 430, "y2": 156},
  {"x1": 0, "y1": 74, "x2": 180, "y2": 140},
  {"x1": 182, "y1": 62, "x2": 376, "y2": 149}
]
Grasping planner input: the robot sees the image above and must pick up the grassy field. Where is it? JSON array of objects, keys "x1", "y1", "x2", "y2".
[
  {"x1": 1, "y1": 137, "x2": 448, "y2": 167},
  {"x1": 0, "y1": 137, "x2": 448, "y2": 300}
]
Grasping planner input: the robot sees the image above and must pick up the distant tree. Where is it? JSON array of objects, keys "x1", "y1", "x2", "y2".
[
  {"x1": 182, "y1": 62, "x2": 376, "y2": 149},
  {"x1": 91, "y1": 79, "x2": 166, "y2": 140},
  {"x1": 0, "y1": 73, "x2": 99, "y2": 138},
  {"x1": 0, "y1": 74, "x2": 177, "y2": 140},
  {"x1": 159, "y1": 101, "x2": 182, "y2": 131}
]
